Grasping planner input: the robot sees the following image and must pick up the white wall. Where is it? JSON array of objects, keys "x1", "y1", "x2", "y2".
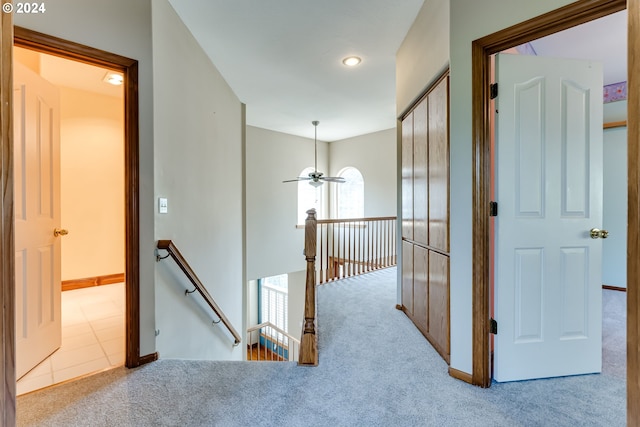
[
  {"x1": 396, "y1": 0, "x2": 450, "y2": 116},
  {"x1": 246, "y1": 125, "x2": 329, "y2": 281},
  {"x1": 603, "y1": 100, "x2": 628, "y2": 288},
  {"x1": 152, "y1": 0, "x2": 244, "y2": 360},
  {"x1": 287, "y1": 270, "x2": 306, "y2": 341},
  {"x1": 59, "y1": 87, "x2": 124, "y2": 281},
  {"x1": 15, "y1": 0, "x2": 156, "y2": 356},
  {"x1": 448, "y1": 0, "x2": 578, "y2": 374},
  {"x1": 329, "y1": 128, "x2": 397, "y2": 217}
]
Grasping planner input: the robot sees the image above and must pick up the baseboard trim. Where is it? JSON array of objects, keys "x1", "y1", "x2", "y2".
[
  {"x1": 62, "y1": 273, "x2": 125, "y2": 291},
  {"x1": 395, "y1": 304, "x2": 403, "y2": 310},
  {"x1": 449, "y1": 367, "x2": 473, "y2": 384},
  {"x1": 137, "y1": 352, "x2": 158, "y2": 367},
  {"x1": 603, "y1": 284, "x2": 627, "y2": 292}
]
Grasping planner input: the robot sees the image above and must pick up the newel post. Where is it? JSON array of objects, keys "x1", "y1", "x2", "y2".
[{"x1": 299, "y1": 208, "x2": 318, "y2": 366}]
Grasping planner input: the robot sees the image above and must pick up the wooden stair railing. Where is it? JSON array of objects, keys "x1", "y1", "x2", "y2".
[
  {"x1": 299, "y1": 209, "x2": 318, "y2": 366},
  {"x1": 316, "y1": 216, "x2": 397, "y2": 284},
  {"x1": 297, "y1": 211, "x2": 398, "y2": 366},
  {"x1": 156, "y1": 240, "x2": 241, "y2": 346}
]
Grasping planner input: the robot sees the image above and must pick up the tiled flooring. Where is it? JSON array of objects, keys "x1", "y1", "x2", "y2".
[{"x1": 16, "y1": 283, "x2": 125, "y2": 396}]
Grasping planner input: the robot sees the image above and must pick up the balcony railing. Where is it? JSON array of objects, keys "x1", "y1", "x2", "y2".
[
  {"x1": 316, "y1": 216, "x2": 397, "y2": 284},
  {"x1": 297, "y1": 210, "x2": 397, "y2": 366}
]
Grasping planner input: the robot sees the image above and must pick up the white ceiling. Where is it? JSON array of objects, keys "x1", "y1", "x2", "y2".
[
  {"x1": 166, "y1": 2, "x2": 627, "y2": 142},
  {"x1": 167, "y1": 0, "x2": 425, "y2": 141},
  {"x1": 529, "y1": 10, "x2": 627, "y2": 86},
  {"x1": 14, "y1": 47, "x2": 124, "y2": 99}
]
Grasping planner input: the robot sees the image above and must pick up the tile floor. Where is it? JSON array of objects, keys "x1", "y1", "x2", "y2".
[{"x1": 16, "y1": 282, "x2": 125, "y2": 396}]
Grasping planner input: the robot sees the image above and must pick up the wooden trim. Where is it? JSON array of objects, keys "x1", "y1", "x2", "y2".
[
  {"x1": 448, "y1": 367, "x2": 473, "y2": 384},
  {"x1": 299, "y1": 209, "x2": 318, "y2": 366},
  {"x1": 395, "y1": 304, "x2": 403, "y2": 310},
  {"x1": 11, "y1": 28, "x2": 142, "y2": 371},
  {"x1": 156, "y1": 240, "x2": 242, "y2": 345},
  {"x1": 137, "y1": 352, "x2": 158, "y2": 366},
  {"x1": 628, "y1": 0, "x2": 640, "y2": 423},
  {"x1": 471, "y1": 37, "x2": 492, "y2": 388},
  {"x1": 471, "y1": 0, "x2": 627, "y2": 390},
  {"x1": 603, "y1": 284, "x2": 627, "y2": 292},
  {"x1": 62, "y1": 273, "x2": 125, "y2": 291},
  {"x1": 1, "y1": 3, "x2": 16, "y2": 425},
  {"x1": 604, "y1": 120, "x2": 627, "y2": 129},
  {"x1": 317, "y1": 216, "x2": 396, "y2": 224}
]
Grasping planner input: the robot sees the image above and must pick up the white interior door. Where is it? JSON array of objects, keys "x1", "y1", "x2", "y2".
[
  {"x1": 494, "y1": 53, "x2": 603, "y2": 382},
  {"x1": 14, "y1": 62, "x2": 62, "y2": 379}
]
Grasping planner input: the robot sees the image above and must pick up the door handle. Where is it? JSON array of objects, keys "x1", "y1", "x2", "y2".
[
  {"x1": 54, "y1": 228, "x2": 69, "y2": 237},
  {"x1": 590, "y1": 228, "x2": 609, "y2": 239}
]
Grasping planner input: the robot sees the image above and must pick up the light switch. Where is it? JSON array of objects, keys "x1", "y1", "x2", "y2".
[{"x1": 158, "y1": 197, "x2": 168, "y2": 214}]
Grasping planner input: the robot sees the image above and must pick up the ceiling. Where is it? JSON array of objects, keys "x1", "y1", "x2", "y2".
[
  {"x1": 14, "y1": 46, "x2": 124, "y2": 99},
  {"x1": 16, "y1": 5, "x2": 626, "y2": 141},
  {"x1": 167, "y1": 0, "x2": 425, "y2": 141},
  {"x1": 166, "y1": 2, "x2": 627, "y2": 142},
  {"x1": 529, "y1": 9, "x2": 627, "y2": 86}
]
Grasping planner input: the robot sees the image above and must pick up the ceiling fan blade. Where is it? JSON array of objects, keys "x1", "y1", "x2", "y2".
[
  {"x1": 321, "y1": 176, "x2": 346, "y2": 183},
  {"x1": 282, "y1": 177, "x2": 312, "y2": 183}
]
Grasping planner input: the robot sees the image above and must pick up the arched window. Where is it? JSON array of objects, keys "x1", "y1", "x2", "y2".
[
  {"x1": 298, "y1": 167, "x2": 322, "y2": 224},
  {"x1": 336, "y1": 167, "x2": 364, "y2": 219}
]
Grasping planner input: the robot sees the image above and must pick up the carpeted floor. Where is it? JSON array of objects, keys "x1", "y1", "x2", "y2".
[{"x1": 17, "y1": 268, "x2": 626, "y2": 426}]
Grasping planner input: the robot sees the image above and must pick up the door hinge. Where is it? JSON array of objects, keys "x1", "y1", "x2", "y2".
[
  {"x1": 489, "y1": 201, "x2": 498, "y2": 217},
  {"x1": 490, "y1": 318, "x2": 498, "y2": 335},
  {"x1": 490, "y1": 83, "x2": 498, "y2": 99}
]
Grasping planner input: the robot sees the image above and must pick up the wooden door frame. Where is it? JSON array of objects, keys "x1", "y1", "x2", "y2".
[
  {"x1": 471, "y1": 0, "x2": 638, "y2": 423},
  {"x1": 0, "y1": 26, "x2": 150, "y2": 424},
  {"x1": 1, "y1": 5, "x2": 16, "y2": 424}
]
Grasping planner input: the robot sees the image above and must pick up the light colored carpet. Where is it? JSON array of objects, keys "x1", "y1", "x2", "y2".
[{"x1": 17, "y1": 268, "x2": 626, "y2": 426}]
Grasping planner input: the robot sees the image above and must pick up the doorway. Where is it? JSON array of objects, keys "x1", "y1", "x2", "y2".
[
  {"x1": 490, "y1": 10, "x2": 627, "y2": 382},
  {"x1": 13, "y1": 46, "x2": 126, "y2": 394},
  {"x1": 11, "y1": 29, "x2": 144, "y2": 370},
  {"x1": 471, "y1": 0, "x2": 638, "y2": 423}
]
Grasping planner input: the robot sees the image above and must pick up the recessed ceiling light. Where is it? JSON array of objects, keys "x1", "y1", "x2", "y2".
[
  {"x1": 342, "y1": 56, "x2": 361, "y2": 67},
  {"x1": 103, "y1": 72, "x2": 123, "y2": 86}
]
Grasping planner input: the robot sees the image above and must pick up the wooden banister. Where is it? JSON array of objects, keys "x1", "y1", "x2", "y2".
[
  {"x1": 317, "y1": 216, "x2": 396, "y2": 224},
  {"x1": 156, "y1": 240, "x2": 241, "y2": 346},
  {"x1": 315, "y1": 216, "x2": 397, "y2": 283},
  {"x1": 299, "y1": 209, "x2": 318, "y2": 366}
]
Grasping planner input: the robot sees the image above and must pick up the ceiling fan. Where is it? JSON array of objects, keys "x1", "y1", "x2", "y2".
[{"x1": 283, "y1": 120, "x2": 345, "y2": 187}]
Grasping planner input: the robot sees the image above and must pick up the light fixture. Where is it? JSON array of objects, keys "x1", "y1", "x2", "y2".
[
  {"x1": 103, "y1": 72, "x2": 123, "y2": 86},
  {"x1": 282, "y1": 121, "x2": 345, "y2": 187},
  {"x1": 342, "y1": 56, "x2": 361, "y2": 67}
]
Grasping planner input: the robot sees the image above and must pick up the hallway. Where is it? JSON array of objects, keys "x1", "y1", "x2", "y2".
[{"x1": 17, "y1": 269, "x2": 625, "y2": 426}]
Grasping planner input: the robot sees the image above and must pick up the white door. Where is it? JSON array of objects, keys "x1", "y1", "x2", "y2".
[
  {"x1": 14, "y1": 62, "x2": 62, "y2": 379},
  {"x1": 494, "y1": 53, "x2": 603, "y2": 382}
]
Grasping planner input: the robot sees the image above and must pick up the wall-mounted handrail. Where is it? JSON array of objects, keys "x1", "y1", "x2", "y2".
[{"x1": 156, "y1": 240, "x2": 241, "y2": 346}]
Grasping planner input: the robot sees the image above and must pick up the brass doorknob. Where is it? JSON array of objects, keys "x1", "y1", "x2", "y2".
[
  {"x1": 54, "y1": 228, "x2": 69, "y2": 237},
  {"x1": 590, "y1": 228, "x2": 609, "y2": 239}
]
